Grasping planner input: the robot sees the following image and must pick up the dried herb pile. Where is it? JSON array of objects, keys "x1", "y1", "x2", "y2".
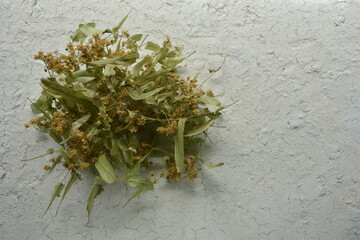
[{"x1": 26, "y1": 15, "x2": 224, "y2": 218}]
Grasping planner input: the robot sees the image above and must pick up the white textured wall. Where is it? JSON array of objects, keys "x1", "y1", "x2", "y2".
[{"x1": 1, "y1": 0, "x2": 360, "y2": 239}]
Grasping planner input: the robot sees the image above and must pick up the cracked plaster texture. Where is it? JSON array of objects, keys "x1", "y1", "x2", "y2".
[{"x1": 1, "y1": 0, "x2": 360, "y2": 239}]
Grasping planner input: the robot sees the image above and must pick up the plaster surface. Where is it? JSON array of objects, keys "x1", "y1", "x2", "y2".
[{"x1": 0, "y1": 0, "x2": 360, "y2": 239}]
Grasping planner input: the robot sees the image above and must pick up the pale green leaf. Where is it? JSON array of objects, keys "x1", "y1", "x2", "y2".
[
  {"x1": 57, "y1": 172, "x2": 79, "y2": 212},
  {"x1": 112, "y1": 13, "x2": 129, "y2": 39},
  {"x1": 87, "y1": 53, "x2": 139, "y2": 66},
  {"x1": 175, "y1": 118, "x2": 187, "y2": 173},
  {"x1": 95, "y1": 154, "x2": 116, "y2": 184},
  {"x1": 130, "y1": 34, "x2": 142, "y2": 42},
  {"x1": 138, "y1": 81, "x2": 155, "y2": 92},
  {"x1": 198, "y1": 96, "x2": 221, "y2": 107},
  {"x1": 127, "y1": 86, "x2": 164, "y2": 100},
  {"x1": 70, "y1": 23, "x2": 102, "y2": 43},
  {"x1": 129, "y1": 148, "x2": 163, "y2": 176},
  {"x1": 70, "y1": 114, "x2": 91, "y2": 136},
  {"x1": 104, "y1": 64, "x2": 116, "y2": 76},
  {"x1": 145, "y1": 42, "x2": 160, "y2": 52},
  {"x1": 205, "y1": 162, "x2": 224, "y2": 169},
  {"x1": 41, "y1": 78, "x2": 98, "y2": 113},
  {"x1": 184, "y1": 118, "x2": 217, "y2": 137},
  {"x1": 72, "y1": 83, "x2": 96, "y2": 98},
  {"x1": 124, "y1": 176, "x2": 154, "y2": 206},
  {"x1": 76, "y1": 76, "x2": 97, "y2": 84},
  {"x1": 30, "y1": 93, "x2": 53, "y2": 115},
  {"x1": 87, "y1": 177, "x2": 104, "y2": 221},
  {"x1": 42, "y1": 182, "x2": 64, "y2": 218},
  {"x1": 106, "y1": 79, "x2": 116, "y2": 93},
  {"x1": 197, "y1": 156, "x2": 224, "y2": 169},
  {"x1": 162, "y1": 100, "x2": 173, "y2": 112},
  {"x1": 49, "y1": 131, "x2": 64, "y2": 146},
  {"x1": 78, "y1": 23, "x2": 102, "y2": 37},
  {"x1": 113, "y1": 137, "x2": 133, "y2": 166},
  {"x1": 72, "y1": 70, "x2": 94, "y2": 77},
  {"x1": 155, "y1": 92, "x2": 171, "y2": 103},
  {"x1": 133, "y1": 55, "x2": 152, "y2": 76},
  {"x1": 163, "y1": 53, "x2": 185, "y2": 70},
  {"x1": 127, "y1": 176, "x2": 154, "y2": 190},
  {"x1": 66, "y1": 70, "x2": 96, "y2": 84},
  {"x1": 145, "y1": 96, "x2": 156, "y2": 105}
]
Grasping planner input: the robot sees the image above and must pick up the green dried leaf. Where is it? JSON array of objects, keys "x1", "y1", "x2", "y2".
[
  {"x1": 70, "y1": 114, "x2": 91, "y2": 136},
  {"x1": 130, "y1": 34, "x2": 143, "y2": 42},
  {"x1": 145, "y1": 42, "x2": 161, "y2": 52},
  {"x1": 162, "y1": 100, "x2": 173, "y2": 112},
  {"x1": 104, "y1": 64, "x2": 117, "y2": 76},
  {"x1": 106, "y1": 79, "x2": 116, "y2": 93},
  {"x1": 163, "y1": 53, "x2": 185, "y2": 70},
  {"x1": 124, "y1": 176, "x2": 154, "y2": 206},
  {"x1": 30, "y1": 93, "x2": 53, "y2": 115},
  {"x1": 57, "y1": 172, "x2": 79, "y2": 212},
  {"x1": 76, "y1": 76, "x2": 97, "y2": 84},
  {"x1": 42, "y1": 182, "x2": 64, "y2": 218},
  {"x1": 205, "y1": 162, "x2": 224, "y2": 169},
  {"x1": 184, "y1": 118, "x2": 218, "y2": 137},
  {"x1": 155, "y1": 92, "x2": 171, "y2": 103},
  {"x1": 120, "y1": 142, "x2": 134, "y2": 166},
  {"x1": 110, "y1": 135, "x2": 134, "y2": 167},
  {"x1": 127, "y1": 176, "x2": 154, "y2": 190},
  {"x1": 112, "y1": 13, "x2": 129, "y2": 39},
  {"x1": 72, "y1": 83, "x2": 96, "y2": 98},
  {"x1": 87, "y1": 177, "x2": 104, "y2": 221},
  {"x1": 95, "y1": 154, "x2": 116, "y2": 184},
  {"x1": 127, "y1": 86, "x2": 164, "y2": 100},
  {"x1": 198, "y1": 96, "x2": 221, "y2": 107},
  {"x1": 49, "y1": 131, "x2": 64, "y2": 146},
  {"x1": 66, "y1": 70, "x2": 96, "y2": 84},
  {"x1": 87, "y1": 53, "x2": 139, "y2": 66},
  {"x1": 175, "y1": 118, "x2": 187, "y2": 173},
  {"x1": 184, "y1": 137, "x2": 204, "y2": 150},
  {"x1": 133, "y1": 55, "x2": 152, "y2": 76},
  {"x1": 130, "y1": 148, "x2": 163, "y2": 176},
  {"x1": 71, "y1": 23, "x2": 102, "y2": 43},
  {"x1": 41, "y1": 78, "x2": 98, "y2": 113}
]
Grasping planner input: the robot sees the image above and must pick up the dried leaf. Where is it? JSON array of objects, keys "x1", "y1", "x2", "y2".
[
  {"x1": 42, "y1": 182, "x2": 64, "y2": 218},
  {"x1": 130, "y1": 34, "x2": 142, "y2": 42},
  {"x1": 73, "y1": 83, "x2": 96, "y2": 98},
  {"x1": 87, "y1": 53, "x2": 139, "y2": 66},
  {"x1": 69, "y1": 114, "x2": 91, "y2": 136},
  {"x1": 145, "y1": 42, "x2": 161, "y2": 52},
  {"x1": 127, "y1": 86, "x2": 164, "y2": 100},
  {"x1": 124, "y1": 176, "x2": 154, "y2": 206},
  {"x1": 95, "y1": 154, "x2": 116, "y2": 184},
  {"x1": 104, "y1": 64, "x2": 117, "y2": 76},
  {"x1": 57, "y1": 172, "x2": 79, "y2": 212},
  {"x1": 71, "y1": 23, "x2": 102, "y2": 43},
  {"x1": 184, "y1": 118, "x2": 218, "y2": 137},
  {"x1": 133, "y1": 55, "x2": 152, "y2": 76},
  {"x1": 163, "y1": 53, "x2": 185, "y2": 70},
  {"x1": 86, "y1": 177, "x2": 104, "y2": 221},
  {"x1": 41, "y1": 78, "x2": 98, "y2": 113},
  {"x1": 175, "y1": 118, "x2": 187, "y2": 173},
  {"x1": 112, "y1": 13, "x2": 130, "y2": 39},
  {"x1": 30, "y1": 93, "x2": 53, "y2": 115},
  {"x1": 205, "y1": 162, "x2": 224, "y2": 168},
  {"x1": 198, "y1": 96, "x2": 221, "y2": 107}
]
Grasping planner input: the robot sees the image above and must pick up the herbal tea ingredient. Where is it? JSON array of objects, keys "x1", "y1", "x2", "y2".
[{"x1": 26, "y1": 16, "x2": 224, "y2": 218}]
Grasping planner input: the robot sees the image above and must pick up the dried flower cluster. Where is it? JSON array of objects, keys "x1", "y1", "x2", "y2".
[{"x1": 26, "y1": 16, "x2": 224, "y2": 219}]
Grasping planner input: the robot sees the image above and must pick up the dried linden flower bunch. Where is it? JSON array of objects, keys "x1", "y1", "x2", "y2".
[{"x1": 26, "y1": 15, "x2": 225, "y2": 218}]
